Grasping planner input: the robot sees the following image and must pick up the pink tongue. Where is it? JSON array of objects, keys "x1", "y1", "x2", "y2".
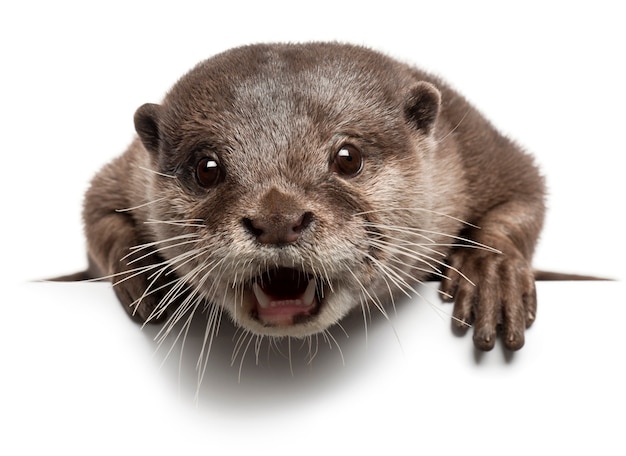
[{"x1": 257, "y1": 302, "x2": 315, "y2": 325}]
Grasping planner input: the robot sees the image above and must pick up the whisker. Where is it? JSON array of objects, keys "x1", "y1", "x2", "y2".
[
  {"x1": 368, "y1": 239, "x2": 440, "y2": 273},
  {"x1": 437, "y1": 108, "x2": 470, "y2": 144},
  {"x1": 196, "y1": 303, "x2": 223, "y2": 394},
  {"x1": 254, "y1": 334, "x2": 264, "y2": 366},
  {"x1": 151, "y1": 257, "x2": 220, "y2": 331},
  {"x1": 360, "y1": 294, "x2": 371, "y2": 348},
  {"x1": 154, "y1": 297, "x2": 198, "y2": 369},
  {"x1": 108, "y1": 261, "x2": 168, "y2": 286},
  {"x1": 354, "y1": 207, "x2": 479, "y2": 229},
  {"x1": 364, "y1": 223, "x2": 500, "y2": 253},
  {"x1": 237, "y1": 332, "x2": 256, "y2": 383},
  {"x1": 287, "y1": 337, "x2": 294, "y2": 377},
  {"x1": 365, "y1": 226, "x2": 436, "y2": 244},
  {"x1": 368, "y1": 238, "x2": 475, "y2": 287},
  {"x1": 347, "y1": 268, "x2": 388, "y2": 320},
  {"x1": 322, "y1": 329, "x2": 345, "y2": 367},
  {"x1": 306, "y1": 334, "x2": 319, "y2": 365},
  {"x1": 126, "y1": 238, "x2": 204, "y2": 265},
  {"x1": 164, "y1": 246, "x2": 213, "y2": 276},
  {"x1": 386, "y1": 254, "x2": 448, "y2": 281},
  {"x1": 231, "y1": 328, "x2": 251, "y2": 367},
  {"x1": 138, "y1": 165, "x2": 177, "y2": 179},
  {"x1": 365, "y1": 253, "x2": 416, "y2": 299},
  {"x1": 115, "y1": 197, "x2": 168, "y2": 213},
  {"x1": 154, "y1": 293, "x2": 198, "y2": 346},
  {"x1": 369, "y1": 236, "x2": 446, "y2": 267},
  {"x1": 121, "y1": 233, "x2": 200, "y2": 261},
  {"x1": 145, "y1": 218, "x2": 206, "y2": 228},
  {"x1": 135, "y1": 253, "x2": 207, "y2": 313}
]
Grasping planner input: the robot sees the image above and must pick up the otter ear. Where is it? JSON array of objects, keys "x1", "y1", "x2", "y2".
[
  {"x1": 404, "y1": 81, "x2": 441, "y2": 134},
  {"x1": 134, "y1": 103, "x2": 163, "y2": 154}
]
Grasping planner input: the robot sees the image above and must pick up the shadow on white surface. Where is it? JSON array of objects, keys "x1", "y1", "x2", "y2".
[{"x1": 3, "y1": 277, "x2": 625, "y2": 454}]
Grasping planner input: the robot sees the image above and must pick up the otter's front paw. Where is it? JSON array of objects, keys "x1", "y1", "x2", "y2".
[
  {"x1": 440, "y1": 249, "x2": 537, "y2": 351},
  {"x1": 111, "y1": 255, "x2": 183, "y2": 324}
]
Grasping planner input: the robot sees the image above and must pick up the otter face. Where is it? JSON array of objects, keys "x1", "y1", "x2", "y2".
[{"x1": 131, "y1": 43, "x2": 445, "y2": 339}]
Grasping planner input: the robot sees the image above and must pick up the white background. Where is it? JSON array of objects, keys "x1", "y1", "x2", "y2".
[{"x1": 1, "y1": 1, "x2": 624, "y2": 454}]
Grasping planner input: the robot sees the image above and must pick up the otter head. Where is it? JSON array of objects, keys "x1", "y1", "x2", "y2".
[{"x1": 131, "y1": 43, "x2": 445, "y2": 338}]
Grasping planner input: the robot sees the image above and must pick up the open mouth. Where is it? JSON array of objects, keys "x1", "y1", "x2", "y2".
[{"x1": 250, "y1": 267, "x2": 321, "y2": 326}]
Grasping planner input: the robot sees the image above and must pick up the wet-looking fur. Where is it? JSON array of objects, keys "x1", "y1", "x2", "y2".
[{"x1": 77, "y1": 42, "x2": 546, "y2": 353}]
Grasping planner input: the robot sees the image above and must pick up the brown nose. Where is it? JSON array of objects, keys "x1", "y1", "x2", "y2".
[
  {"x1": 243, "y1": 211, "x2": 313, "y2": 244},
  {"x1": 242, "y1": 187, "x2": 313, "y2": 245}
]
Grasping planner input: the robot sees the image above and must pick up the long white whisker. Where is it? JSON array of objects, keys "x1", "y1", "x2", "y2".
[
  {"x1": 115, "y1": 197, "x2": 168, "y2": 213},
  {"x1": 360, "y1": 294, "x2": 370, "y2": 348},
  {"x1": 196, "y1": 303, "x2": 223, "y2": 396},
  {"x1": 231, "y1": 328, "x2": 251, "y2": 367},
  {"x1": 138, "y1": 165, "x2": 177, "y2": 179},
  {"x1": 254, "y1": 335, "x2": 264, "y2": 366},
  {"x1": 126, "y1": 238, "x2": 204, "y2": 265},
  {"x1": 368, "y1": 238, "x2": 440, "y2": 272},
  {"x1": 364, "y1": 223, "x2": 500, "y2": 254},
  {"x1": 437, "y1": 108, "x2": 470, "y2": 143},
  {"x1": 287, "y1": 337, "x2": 294, "y2": 377},
  {"x1": 238, "y1": 332, "x2": 256, "y2": 383},
  {"x1": 154, "y1": 296, "x2": 198, "y2": 370},
  {"x1": 347, "y1": 268, "x2": 388, "y2": 320},
  {"x1": 368, "y1": 238, "x2": 475, "y2": 287},
  {"x1": 306, "y1": 334, "x2": 319, "y2": 365},
  {"x1": 323, "y1": 329, "x2": 345, "y2": 367},
  {"x1": 365, "y1": 253, "x2": 416, "y2": 299},
  {"x1": 354, "y1": 207, "x2": 479, "y2": 229},
  {"x1": 145, "y1": 218, "x2": 206, "y2": 228},
  {"x1": 109, "y1": 261, "x2": 167, "y2": 286},
  {"x1": 121, "y1": 233, "x2": 200, "y2": 262}
]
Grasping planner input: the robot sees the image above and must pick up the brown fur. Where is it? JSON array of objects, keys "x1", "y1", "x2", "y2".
[{"x1": 78, "y1": 42, "x2": 546, "y2": 351}]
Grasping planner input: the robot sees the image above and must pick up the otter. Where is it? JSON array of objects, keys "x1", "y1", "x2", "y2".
[{"x1": 70, "y1": 42, "x2": 547, "y2": 352}]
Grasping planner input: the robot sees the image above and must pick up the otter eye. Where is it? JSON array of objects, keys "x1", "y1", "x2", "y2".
[
  {"x1": 332, "y1": 144, "x2": 363, "y2": 177},
  {"x1": 196, "y1": 157, "x2": 221, "y2": 187}
]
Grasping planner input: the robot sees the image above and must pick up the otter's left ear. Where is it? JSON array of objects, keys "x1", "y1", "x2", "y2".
[{"x1": 404, "y1": 81, "x2": 441, "y2": 134}]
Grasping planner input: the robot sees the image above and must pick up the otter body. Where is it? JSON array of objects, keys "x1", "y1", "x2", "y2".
[{"x1": 82, "y1": 43, "x2": 545, "y2": 351}]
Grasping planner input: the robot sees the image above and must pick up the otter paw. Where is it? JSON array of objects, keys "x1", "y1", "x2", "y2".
[{"x1": 440, "y1": 249, "x2": 537, "y2": 351}]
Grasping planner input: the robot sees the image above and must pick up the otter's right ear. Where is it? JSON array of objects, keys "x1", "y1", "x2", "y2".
[
  {"x1": 404, "y1": 82, "x2": 441, "y2": 134},
  {"x1": 134, "y1": 103, "x2": 163, "y2": 154}
]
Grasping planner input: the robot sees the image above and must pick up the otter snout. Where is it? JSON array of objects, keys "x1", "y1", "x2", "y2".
[{"x1": 242, "y1": 187, "x2": 315, "y2": 245}]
